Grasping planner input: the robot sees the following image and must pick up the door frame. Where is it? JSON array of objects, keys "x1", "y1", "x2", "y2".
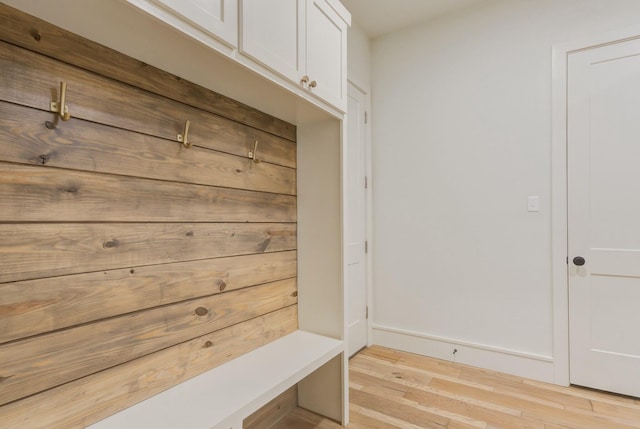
[
  {"x1": 551, "y1": 24, "x2": 640, "y2": 387},
  {"x1": 346, "y1": 78, "x2": 373, "y2": 350}
]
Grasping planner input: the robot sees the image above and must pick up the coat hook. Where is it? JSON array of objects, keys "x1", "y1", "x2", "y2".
[
  {"x1": 248, "y1": 140, "x2": 260, "y2": 163},
  {"x1": 177, "y1": 120, "x2": 191, "y2": 148},
  {"x1": 50, "y1": 81, "x2": 71, "y2": 121}
]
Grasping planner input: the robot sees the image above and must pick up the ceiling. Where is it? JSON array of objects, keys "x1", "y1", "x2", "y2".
[{"x1": 340, "y1": 0, "x2": 488, "y2": 38}]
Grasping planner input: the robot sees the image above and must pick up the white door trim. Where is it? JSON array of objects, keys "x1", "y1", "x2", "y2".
[
  {"x1": 363, "y1": 86, "x2": 373, "y2": 348},
  {"x1": 347, "y1": 78, "x2": 373, "y2": 349},
  {"x1": 551, "y1": 24, "x2": 640, "y2": 387}
]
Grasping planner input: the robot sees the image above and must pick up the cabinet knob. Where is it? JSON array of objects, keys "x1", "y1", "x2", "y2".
[
  {"x1": 300, "y1": 75, "x2": 309, "y2": 85},
  {"x1": 309, "y1": 80, "x2": 317, "y2": 88}
]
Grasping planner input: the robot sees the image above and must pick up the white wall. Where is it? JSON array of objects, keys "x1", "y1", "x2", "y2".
[
  {"x1": 371, "y1": 0, "x2": 640, "y2": 382},
  {"x1": 347, "y1": 20, "x2": 371, "y2": 91}
]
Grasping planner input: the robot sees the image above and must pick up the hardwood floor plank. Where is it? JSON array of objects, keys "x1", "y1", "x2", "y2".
[
  {"x1": 456, "y1": 367, "x2": 593, "y2": 412},
  {"x1": 351, "y1": 371, "x2": 495, "y2": 429},
  {"x1": 350, "y1": 388, "x2": 453, "y2": 429},
  {"x1": 428, "y1": 378, "x2": 638, "y2": 429},
  {"x1": 266, "y1": 346, "x2": 640, "y2": 428},
  {"x1": 350, "y1": 403, "x2": 427, "y2": 429},
  {"x1": 352, "y1": 347, "x2": 640, "y2": 429}
]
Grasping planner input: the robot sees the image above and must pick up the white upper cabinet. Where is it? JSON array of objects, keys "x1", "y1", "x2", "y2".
[
  {"x1": 128, "y1": 0, "x2": 238, "y2": 49},
  {"x1": 239, "y1": 0, "x2": 349, "y2": 110},
  {"x1": 239, "y1": 0, "x2": 305, "y2": 84},
  {"x1": 304, "y1": 0, "x2": 347, "y2": 109},
  {"x1": 128, "y1": 0, "x2": 349, "y2": 112}
]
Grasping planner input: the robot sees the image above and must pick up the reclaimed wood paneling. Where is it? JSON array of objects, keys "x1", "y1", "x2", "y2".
[
  {"x1": 0, "y1": 306, "x2": 298, "y2": 429},
  {"x1": 0, "y1": 162, "x2": 296, "y2": 222},
  {"x1": 0, "y1": 4, "x2": 300, "y2": 426},
  {"x1": 0, "y1": 222, "x2": 296, "y2": 283},
  {"x1": 0, "y1": 279, "x2": 297, "y2": 406},
  {"x1": 0, "y1": 41, "x2": 296, "y2": 168},
  {"x1": 0, "y1": 102, "x2": 296, "y2": 195},
  {"x1": 0, "y1": 4, "x2": 296, "y2": 142},
  {"x1": 0, "y1": 251, "x2": 297, "y2": 344},
  {"x1": 244, "y1": 386, "x2": 299, "y2": 429}
]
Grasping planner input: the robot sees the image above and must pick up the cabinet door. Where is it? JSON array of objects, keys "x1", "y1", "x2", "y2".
[
  {"x1": 240, "y1": 0, "x2": 305, "y2": 83},
  {"x1": 142, "y1": 0, "x2": 238, "y2": 47},
  {"x1": 305, "y1": 0, "x2": 347, "y2": 109}
]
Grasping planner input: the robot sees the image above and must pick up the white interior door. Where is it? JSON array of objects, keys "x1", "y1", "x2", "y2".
[
  {"x1": 346, "y1": 83, "x2": 368, "y2": 357},
  {"x1": 568, "y1": 37, "x2": 640, "y2": 397}
]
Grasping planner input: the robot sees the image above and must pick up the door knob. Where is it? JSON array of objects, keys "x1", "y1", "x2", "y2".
[{"x1": 573, "y1": 256, "x2": 586, "y2": 266}]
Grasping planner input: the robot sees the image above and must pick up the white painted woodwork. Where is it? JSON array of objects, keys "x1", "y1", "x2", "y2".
[
  {"x1": 297, "y1": 119, "x2": 347, "y2": 423},
  {"x1": 87, "y1": 331, "x2": 343, "y2": 429},
  {"x1": 346, "y1": 83, "x2": 368, "y2": 357},
  {"x1": 305, "y1": 0, "x2": 348, "y2": 108},
  {"x1": 239, "y1": 0, "x2": 349, "y2": 110},
  {"x1": 239, "y1": 0, "x2": 304, "y2": 83},
  {"x1": 1, "y1": 0, "x2": 349, "y2": 425},
  {"x1": 127, "y1": 0, "x2": 238, "y2": 49},
  {"x1": 568, "y1": 37, "x2": 640, "y2": 398}
]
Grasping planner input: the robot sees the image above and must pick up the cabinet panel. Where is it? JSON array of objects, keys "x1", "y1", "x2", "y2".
[
  {"x1": 130, "y1": 0, "x2": 238, "y2": 48},
  {"x1": 240, "y1": 0, "x2": 304, "y2": 82},
  {"x1": 305, "y1": 0, "x2": 346, "y2": 109}
]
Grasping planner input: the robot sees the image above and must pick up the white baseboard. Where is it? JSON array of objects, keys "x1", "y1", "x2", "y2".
[{"x1": 371, "y1": 324, "x2": 555, "y2": 383}]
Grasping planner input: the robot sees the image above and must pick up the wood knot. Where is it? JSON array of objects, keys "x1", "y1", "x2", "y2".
[
  {"x1": 195, "y1": 307, "x2": 208, "y2": 316},
  {"x1": 31, "y1": 30, "x2": 42, "y2": 42},
  {"x1": 292, "y1": 291, "x2": 298, "y2": 298},
  {"x1": 185, "y1": 231, "x2": 194, "y2": 237},
  {"x1": 218, "y1": 280, "x2": 227, "y2": 292},
  {"x1": 203, "y1": 340, "x2": 213, "y2": 348},
  {"x1": 235, "y1": 169, "x2": 242, "y2": 173},
  {"x1": 39, "y1": 154, "x2": 50, "y2": 165},
  {"x1": 130, "y1": 269, "x2": 135, "y2": 274},
  {"x1": 62, "y1": 187, "x2": 78, "y2": 194},
  {"x1": 258, "y1": 236, "x2": 272, "y2": 252},
  {"x1": 103, "y1": 239, "x2": 120, "y2": 249}
]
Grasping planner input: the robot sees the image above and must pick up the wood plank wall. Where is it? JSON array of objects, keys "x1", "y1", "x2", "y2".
[{"x1": 0, "y1": 4, "x2": 298, "y2": 428}]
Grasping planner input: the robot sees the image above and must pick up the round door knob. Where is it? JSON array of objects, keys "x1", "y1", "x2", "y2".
[{"x1": 573, "y1": 256, "x2": 586, "y2": 266}]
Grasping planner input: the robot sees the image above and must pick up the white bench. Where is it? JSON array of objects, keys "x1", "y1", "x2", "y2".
[{"x1": 88, "y1": 330, "x2": 343, "y2": 429}]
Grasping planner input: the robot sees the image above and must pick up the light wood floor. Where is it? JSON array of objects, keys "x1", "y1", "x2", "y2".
[{"x1": 273, "y1": 346, "x2": 640, "y2": 429}]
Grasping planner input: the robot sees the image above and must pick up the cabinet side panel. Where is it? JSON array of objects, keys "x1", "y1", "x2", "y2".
[{"x1": 297, "y1": 119, "x2": 343, "y2": 338}]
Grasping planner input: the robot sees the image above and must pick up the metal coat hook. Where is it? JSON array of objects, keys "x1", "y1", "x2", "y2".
[
  {"x1": 50, "y1": 81, "x2": 71, "y2": 121},
  {"x1": 177, "y1": 120, "x2": 191, "y2": 148},
  {"x1": 248, "y1": 140, "x2": 260, "y2": 163}
]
